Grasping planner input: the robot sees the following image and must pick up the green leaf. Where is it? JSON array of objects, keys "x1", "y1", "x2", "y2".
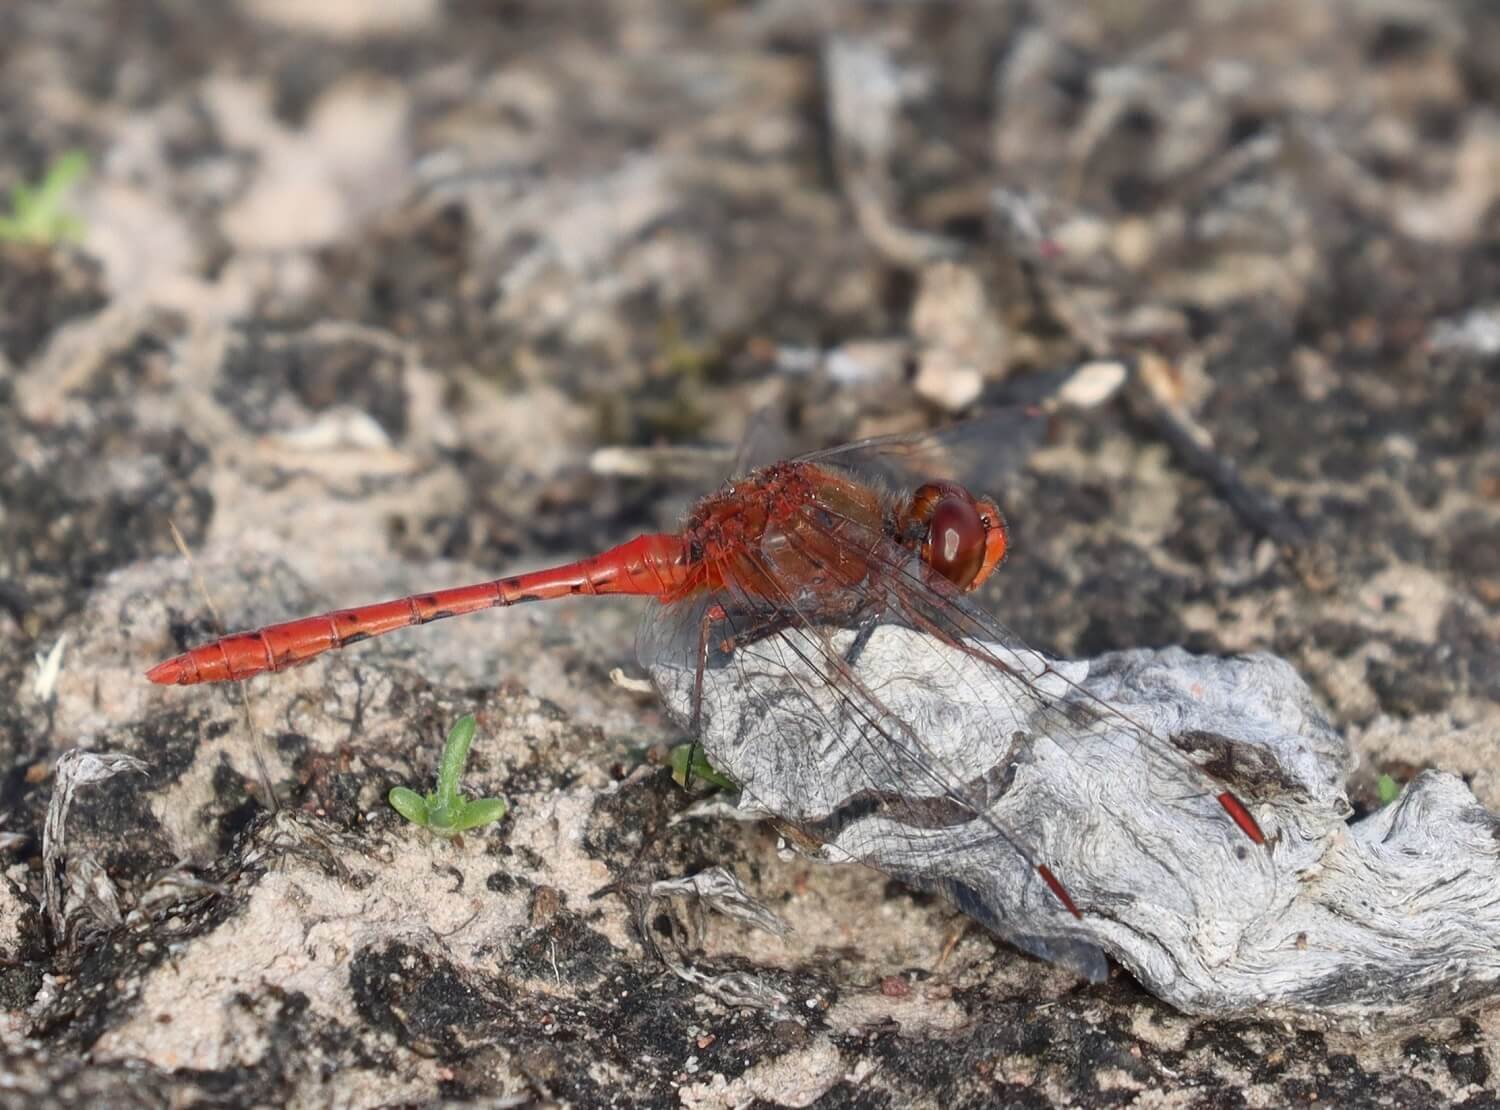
[
  {"x1": 669, "y1": 743, "x2": 736, "y2": 791},
  {"x1": 43, "y1": 150, "x2": 89, "y2": 192},
  {"x1": 388, "y1": 786, "x2": 430, "y2": 826},
  {"x1": 454, "y1": 797, "x2": 510, "y2": 831},
  {"x1": 423, "y1": 791, "x2": 463, "y2": 832},
  {"x1": 0, "y1": 150, "x2": 90, "y2": 245},
  {"x1": 435, "y1": 715, "x2": 478, "y2": 804},
  {"x1": 390, "y1": 714, "x2": 509, "y2": 839},
  {"x1": 1377, "y1": 774, "x2": 1401, "y2": 806}
]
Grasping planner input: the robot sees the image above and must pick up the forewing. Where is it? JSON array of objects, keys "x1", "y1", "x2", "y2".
[
  {"x1": 794, "y1": 404, "x2": 1050, "y2": 493},
  {"x1": 639, "y1": 499, "x2": 1270, "y2": 983},
  {"x1": 728, "y1": 404, "x2": 799, "y2": 478},
  {"x1": 793, "y1": 360, "x2": 1134, "y2": 492},
  {"x1": 794, "y1": 501, "x2": 1268, "y2": 837},
  {"x1": 638, "y1": 534, "x2": 1114, "y2": 981}
]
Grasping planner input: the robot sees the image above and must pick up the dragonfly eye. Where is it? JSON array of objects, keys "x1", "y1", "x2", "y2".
[{"x1": 926, "y1": 496, "x2": 987, "y2": 588}]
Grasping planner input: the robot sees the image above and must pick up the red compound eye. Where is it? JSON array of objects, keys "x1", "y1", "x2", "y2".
[{"x1": 926, "y1": 496, "x2": 987, "y2": 588}]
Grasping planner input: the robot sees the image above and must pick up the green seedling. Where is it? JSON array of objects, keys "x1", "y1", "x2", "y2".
[
  {"x1": 389, "y1": 715, "x2": 509, "y2": 837},
  {"x1": 669, "y1": 742, "x2": 737, "y2": 792},
  {"x1": 0, "y1": 151, "x2": 88, "y2": 244},
  {"x1": 1377, "y1": 773, "x2": 1401, "y2": 806}
]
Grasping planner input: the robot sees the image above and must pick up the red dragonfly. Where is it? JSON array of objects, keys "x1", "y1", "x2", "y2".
[{"x1": 148, "y1": 414, "x2": 1265, "y2": 970}]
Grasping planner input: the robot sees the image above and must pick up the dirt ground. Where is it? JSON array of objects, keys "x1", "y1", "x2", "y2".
[{"x1": 2, "y1": 0, "x2": 1499, "y2": 1106}]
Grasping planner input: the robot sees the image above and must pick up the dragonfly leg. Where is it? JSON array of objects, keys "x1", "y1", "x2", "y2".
[
  {"x1": 841, "y1": 612, "x2": 883, "y2": 668},
  {"x1": 679, "y1": 601, "x2": 814, "y2": 786},
  {"x1": 682, "y1": 601, "x2": 821, "y2": 756},
  {"x1": 683, "y1": 604, "x2": 729, "y2": 785},
  {"x1": 679, "y1": 600, "x2": 877, "y2": 790}
]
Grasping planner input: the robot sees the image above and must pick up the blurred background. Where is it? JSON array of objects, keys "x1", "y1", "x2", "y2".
[{"x1": 2, "y1": 0, "x2": 1499, "y2": 1103}]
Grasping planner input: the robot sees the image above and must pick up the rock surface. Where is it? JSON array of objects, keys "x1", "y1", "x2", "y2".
[
  {"x1": 2, "y1": 0, "x2": 1499, "y2": 1105},
  {"x1": 661, "y1": 623, "x2": 1500, "y2": 1020}
]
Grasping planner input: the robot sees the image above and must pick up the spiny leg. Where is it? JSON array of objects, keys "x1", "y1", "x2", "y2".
[
  {"x1": 681, "y1": 602, "x2": 824, "y2": 788},
  {"x1": 686, "y1": 603, "x2": 725, "y2": 760},
  {"x1": 841, "y1": 611, "x2": 883, "y2": 668}
]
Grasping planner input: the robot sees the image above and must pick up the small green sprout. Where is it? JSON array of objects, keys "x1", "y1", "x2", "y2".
[
  {"x1": 1377, "y1": 773, "x2": 1401, "y2": 806},
  {"x1": 0, "y1": 151, "x2": 88, "y2": 245},
  {"x1": 669, "y1": 742, "x2": 736, "y2": 792},
  {"x1": 389, "y1": 715, "x2": 509, "y2": 837}
]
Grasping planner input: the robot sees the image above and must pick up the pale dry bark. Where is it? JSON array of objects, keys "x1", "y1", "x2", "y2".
[{"x1": 659, "y1": 625, "x2": 1500, "y2": 1020}]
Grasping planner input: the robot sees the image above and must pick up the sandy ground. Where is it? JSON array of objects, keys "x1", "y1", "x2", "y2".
[{"x1": 1, "y1": 0, "x2": 1499, "y2": 1105}]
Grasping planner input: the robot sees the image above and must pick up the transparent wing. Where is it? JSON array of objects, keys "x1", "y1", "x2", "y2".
[
  {"x1": 792, "y1": 404, "x2": 1051, "y2": 493},
  {"x1": 636, "y1": 497, "x2": 1269, "y2": 983},
  {"x1": 728, "y1": 404, "x2": 799, "y2": 479},
  {"x1": 782, "y1": 498, "x2": 1269, "y2": 849},
  {"x1": 637, "y1": 551, "x2": 1116, "y2": 981},
  {"x1": 639, "y1": 587, "x2": 1110, "y2": 982},
  {"x1": 791, "y1": 360, "x2": 1133, "y2": 491}
]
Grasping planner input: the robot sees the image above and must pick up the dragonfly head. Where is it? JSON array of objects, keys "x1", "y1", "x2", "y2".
[{"x1": 906, "y1": 482, "x2": 1009, "y2": 591}]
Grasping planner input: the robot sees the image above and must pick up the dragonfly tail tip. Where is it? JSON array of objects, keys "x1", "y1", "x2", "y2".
[{"x1": 146, "y1": 656, "x2": 190, "y2": 685}]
